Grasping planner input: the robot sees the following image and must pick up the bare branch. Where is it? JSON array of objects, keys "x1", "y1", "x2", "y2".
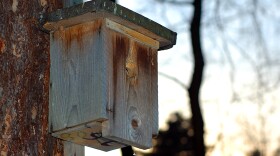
[
  {"x1": 251, "y1": 0, "x2": 270, "y2": 64},
  {"x1": 159, "y1": 72, "x2": 187, "y2": 90}
]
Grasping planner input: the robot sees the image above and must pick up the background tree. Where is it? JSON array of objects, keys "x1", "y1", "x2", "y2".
[
  {"x1": 132, "y1": 0, "x2": 206, "y2": 155},
  {"x1": 125, "y1": 0, "x2": 280, "y2": 155},
  {"x1": 149, "y1": 0, "x2": 206, "y2": 155},
  {"x1": 189, "y1": 0, "x2": 205, "y2": 155},
  {"x1": 207, "y1": 0, "x2": 280, "y2": 155}
]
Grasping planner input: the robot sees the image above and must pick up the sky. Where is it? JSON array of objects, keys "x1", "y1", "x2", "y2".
[{"x1": 85, "y1": 0, "x2": 280, "y2": 155}]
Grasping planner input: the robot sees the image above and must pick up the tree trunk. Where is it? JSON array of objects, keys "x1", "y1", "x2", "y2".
[
  {"x1": 189, "y1": 0, "x2": 205, "y2": 155},
  {"x1": 0, "y1": 0, "x2": 64, "y2": 155}
]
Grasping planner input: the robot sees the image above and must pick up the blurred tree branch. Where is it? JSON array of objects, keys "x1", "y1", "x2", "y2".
[
  {"x1": 211, "y1": 0, "x2": 280, "y2": 155},
  {"x1": 136, "y1": 0, "x2": 280, "y2": 155},
  {"x1": 159, "y1": 72, "x2": 187, "y2": 90},
  {"x1": 153, "y1": 0, "x2": 206, "y2": 155}
]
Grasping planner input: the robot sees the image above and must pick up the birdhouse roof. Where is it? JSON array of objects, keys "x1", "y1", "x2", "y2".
[{"x1": 43, "y1": 0, "x2": 177, "y2": 50}]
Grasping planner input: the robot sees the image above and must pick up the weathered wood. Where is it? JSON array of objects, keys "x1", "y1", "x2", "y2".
[
  {"x1": 151, "y1": 52, "x2": 159, "y2": 138},
  {"x1": 105, "y1": 19, "x2": 159, "y2": 49},
  {"x1": 53, "y1": 120, "x2": 126, "y2": 151},
  {"x1": 46, "y1": 0, "x2": 176, "y2": 151},
  {"x1": 49, "y1": 18, "x2": 159, "y2": 150},
  {"x1": 43, "y1": 0, "x2": 177, "y2": 50},
  {"x1": 50, "y1": 20, "x2": 108, "y2": 132},
  {"x1": 102, "y1": 26, "x2": 158, "y2": 148},
  {"x1": 61, "y1": 0, "x2": 86, "y2": 155}
]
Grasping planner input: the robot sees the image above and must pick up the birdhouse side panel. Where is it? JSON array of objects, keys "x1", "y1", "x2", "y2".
[{"x1": 151, "y1": 51, "x2": 158, "y2": 138}]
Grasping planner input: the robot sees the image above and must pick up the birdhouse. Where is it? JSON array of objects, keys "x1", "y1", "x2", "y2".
[{"x1": 44, "y1": 0, "x2": 176, "y2": 151}]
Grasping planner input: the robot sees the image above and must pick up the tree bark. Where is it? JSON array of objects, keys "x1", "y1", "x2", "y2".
[
  {"x1": 189, "y1": 0, "x2": 205, "y2": 155},
  {"x1": 0, "y1": 0, "x2": 64, "y2": 155}
]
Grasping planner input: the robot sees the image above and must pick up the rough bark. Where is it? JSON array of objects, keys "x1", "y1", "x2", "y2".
[
  {"x1": 0, "y1": 0, "x2": 64, "y2": 155},
  {"x1": 189, "y1": 0, "x2": 205, "y2": 155}
]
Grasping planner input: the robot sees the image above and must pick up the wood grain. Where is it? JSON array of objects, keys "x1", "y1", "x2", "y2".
[
  {"x1": 53, "y1": 121, "x2": 126, "y2": 151},
  {"x1": 151, "y1": 51, "x2": 159, "y2": 137},
  {"x1": 50, "y1": 20, "x2": 108, "y2": 132},
  {"x1": 103, "y1": 24, "x2": 158, "y2": 149},
  {"x1": 50, "y1": 18, "x2": 159, "y2": 150},
  {"x1": 106, "y1": 19, "x2": 159, "y2": 49}
]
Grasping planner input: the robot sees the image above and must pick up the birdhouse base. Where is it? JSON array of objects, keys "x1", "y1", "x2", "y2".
[{"x1": 52, "y1": 121, "x2": 127, "y2": 151}]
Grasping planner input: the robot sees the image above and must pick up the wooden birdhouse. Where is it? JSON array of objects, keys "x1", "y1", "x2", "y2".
[{"x1": 44, "y1": 0, "x2": 176, "y2": 151}]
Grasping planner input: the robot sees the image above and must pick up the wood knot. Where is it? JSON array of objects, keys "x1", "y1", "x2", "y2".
[
  {"x1": 126, "y1": 41, "x2": 138, "y2": 85},
  {"x1": 131, "y1": 119, "x2": 139, "y2": 129}
]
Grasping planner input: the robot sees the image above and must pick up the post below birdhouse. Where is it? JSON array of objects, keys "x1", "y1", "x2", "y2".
[{"x1": 44, "y1": 0, "x2": 176, "y2": 151}]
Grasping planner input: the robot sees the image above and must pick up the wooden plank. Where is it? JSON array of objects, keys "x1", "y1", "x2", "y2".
[
  {"x1": 150, "y1": 51, "x2": 159, "y2": 138},
  {"x1": 61, "y1": 0, "x2": 86, "y2": 155},
  {"x1": 50, "y1": 20, "x2": 127, "y2": 151},
  {"x1": 43, "y1": 0, "x2": 177, "y2": 50},
  {"x1": 64, "y1": 141, "x2": 85, "y2": 156},
  {"x1": 45, "y1": 11, "x2": 174, "y2": 50},
  {"x1": 103, "y1": 27, "x2": 158, "y2": 149},
  {"x1": 106, "y1": 19, "x2": 159, "y2": 49},
  {"x1": 54, "y1": 121, "x2": 126, "y2": 151},
  {"x1": 50, "y1": 20, "x2": 108, "y2": 132}
]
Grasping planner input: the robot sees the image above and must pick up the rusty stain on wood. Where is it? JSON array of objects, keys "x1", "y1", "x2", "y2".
[
  {"x1": 112, "y1": 34, "x2": 129, "y2": 118},
  {"x1": 44, "y1": 11, "x2": 173, "y2": 154},
  {"x1": 104, "y1": 29, "x2": 158, "y2": 149},
  {"x1": 53, "y1": 20, "x2": 103, "y2": 52},
  {"x1": 131, "y1": 119, "x2": 139, "y2": 129},
  {"x1": 136, "y1": 43, "x2": 152, "y2": 76},
  {"x1": 46, "y1": 1, "x2": 174, "y2": 148},
  {"x1": 50, "y1": 19, "x2": 109, "y2": 133},
  {"x1": 49, "y1": 18, "x2": 158, "y2": 150}
]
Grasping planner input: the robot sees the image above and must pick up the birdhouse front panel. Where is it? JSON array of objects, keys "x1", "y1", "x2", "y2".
[
  {"x1": 102, "y1": 19, "x2": 159, "y2": 149},
  {"x1": 50, "y1": 20, "x2": 109, "y2": 132}
]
